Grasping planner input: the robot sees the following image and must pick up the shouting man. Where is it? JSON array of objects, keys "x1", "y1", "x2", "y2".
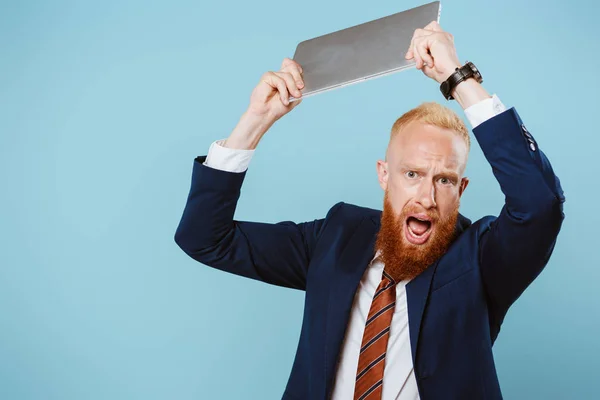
[{"x1": 175, "y1": 22, "x2": 565, "y2": 399}]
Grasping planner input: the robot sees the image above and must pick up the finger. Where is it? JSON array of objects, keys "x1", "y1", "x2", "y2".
[
  {"x1": 415, "y1": 28, "x2": 436, "y2": 40},
  {"x1": 281, "y1": 57, "x2": 303, "y2": 74},
  {"x1": 406, "y1": 41, "x2": 413, "y2": 59},
  {"x1": 412, "y1": 41, "x2": 423, "y2": 69},
  {"x1": 413, "y1": 28, "x2": 426, "y2": 39},
  {"x1": 281, "y1": 63, "x2": 304, "y2": 89},
  {"x1": 264, "y1": 72, "x2": 290, "y2": 106},
  {"x1": 406, "y1": 36, "x2": 415, "y2": 59},
  {"x1": 415, "y1": 38, "x2": 434, "y2": 68},
  {"x1": 275, "y1": 71, "x2": 302, "y2": 98},
  {"x1": 424, "y1": 20, "x2": 443, "y2": 32},
  {"x1": 406, "y1": 29, "x2": 420, "y2": 59},
  {"x1": 408, "y1": 28, "x2": 434, "y2": 59}
]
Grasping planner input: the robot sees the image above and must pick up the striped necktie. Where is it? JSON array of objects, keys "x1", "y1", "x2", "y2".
[{"x1": 353, "y1": 270, "x2": 397, "y2": 400}]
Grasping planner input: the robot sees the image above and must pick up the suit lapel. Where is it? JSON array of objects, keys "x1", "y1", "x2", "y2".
[
  {"x1": 322, "y1": 215, "x2": 379, "y2": 398},
  {"x1": 320, "y1": 209, "x2": 471, "y2": 397},
  {"x1": 365, "y1": 214, "x2": 438, "y2": 370},
  {"x1": 404, "y1": 213, "x2": 472, "y2": 371},
  {"x1": 405, "y1": 258, "x2": 437, "y2": 369}
]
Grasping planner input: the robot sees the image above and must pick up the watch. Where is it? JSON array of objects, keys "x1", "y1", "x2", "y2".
[{"x1": 440, "y1": 61, "x2": 483, "y2": 100}]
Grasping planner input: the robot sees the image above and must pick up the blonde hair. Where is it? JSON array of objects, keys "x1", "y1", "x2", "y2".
[{"x1": 390, "y1": 102, "x2": 470, "y2": 152}]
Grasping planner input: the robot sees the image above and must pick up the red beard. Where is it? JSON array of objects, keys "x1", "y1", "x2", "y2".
[{"x1": 375, "y1": 190, "x2": 459, "y2": 282}]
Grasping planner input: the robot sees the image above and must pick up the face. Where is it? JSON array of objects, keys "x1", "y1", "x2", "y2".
[{"x1": 375, "y1": 120, "x2": 469, "y2": 282}]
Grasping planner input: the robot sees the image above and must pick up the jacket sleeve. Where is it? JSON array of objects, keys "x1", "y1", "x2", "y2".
[
  {"x1": 174, "y1": 156, "x2": 343, "y2": 291},
  {"x1": 473, "y1": 108, "x2": 566, "y2": 323}
]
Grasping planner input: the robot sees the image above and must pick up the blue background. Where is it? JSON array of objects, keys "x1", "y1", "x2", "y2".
[{"x1": 1, "y1": 0, "x2": 598, "y2": 398}]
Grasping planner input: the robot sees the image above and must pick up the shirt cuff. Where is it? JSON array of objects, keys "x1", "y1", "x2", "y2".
[
  {"x1": 464, "y1": 94, "x2": 507, "y2": 128},
  {"x1": 203, "y1": 139, "x2": 255, "y2": 173}
]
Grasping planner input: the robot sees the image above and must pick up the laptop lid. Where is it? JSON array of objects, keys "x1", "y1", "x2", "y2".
[{"x1": 291, "y1": 1, "x2": 441, "y2": 101}]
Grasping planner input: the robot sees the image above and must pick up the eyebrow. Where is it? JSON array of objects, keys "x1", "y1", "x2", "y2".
[
  {"x1": 435, "y1": 171, "x2": 460, "y2": 182},
  {"x1": 399, "y1": 163, "x2": 460, "y2": 181}
]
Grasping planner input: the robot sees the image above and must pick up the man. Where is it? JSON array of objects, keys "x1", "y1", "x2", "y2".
[{"x1": 174, "y1": 22, "x2": 565, "y2": 399}]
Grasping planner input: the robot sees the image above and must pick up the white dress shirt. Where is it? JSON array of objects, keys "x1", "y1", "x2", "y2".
[
  {"x1": 202, "y1": 94, "x2": 507, "y2": 399},
  {"x1": 331, "y1": 253, "x2": 419, "y2": 400}
]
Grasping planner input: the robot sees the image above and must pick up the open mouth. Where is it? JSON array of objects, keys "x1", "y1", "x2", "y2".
[{"x1": 405, "y1": 215, "x2": 433, "y2": 245}]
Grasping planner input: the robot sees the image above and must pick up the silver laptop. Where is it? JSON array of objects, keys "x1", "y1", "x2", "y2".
[{"x1": 291, "y1": 1, "x2": 441, "y2": 101}]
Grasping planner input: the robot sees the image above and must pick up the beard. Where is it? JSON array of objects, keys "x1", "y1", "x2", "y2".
[{"x1": 375, "y1": 190, "x2": 459, "y2": 283}]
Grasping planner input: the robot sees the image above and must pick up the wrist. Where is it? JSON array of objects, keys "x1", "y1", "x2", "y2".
[
  {"x1": 225, "y1": 111, "x2": 273, "y2": 150},
  {"x1": 439, "y1": 63, "x2": 462, "y2": 83},
  {"x1": 451, "y1": 78, "x2": 491, "y2": 110}
]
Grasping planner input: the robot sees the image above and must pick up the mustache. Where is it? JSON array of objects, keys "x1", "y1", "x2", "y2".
[{"x1": 398, "y1": 204, "x2": 441, "y2": 223}]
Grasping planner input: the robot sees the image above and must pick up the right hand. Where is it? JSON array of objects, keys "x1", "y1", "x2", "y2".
[{"x1": 246, "y1": 58, "x2": 304, "y2": 123}]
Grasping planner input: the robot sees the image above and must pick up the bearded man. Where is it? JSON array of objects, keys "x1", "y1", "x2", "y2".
[{"x1": 174, "y1": 21, "x2": 565, "y2": 400}]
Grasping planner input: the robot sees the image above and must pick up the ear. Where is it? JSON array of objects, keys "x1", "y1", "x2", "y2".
[
  {"x1": 376, "y1": 159, "x2": 388, "y2": 191},
  {"x1": 459, "y1": 177, "x2": 469, "y2": 197}
]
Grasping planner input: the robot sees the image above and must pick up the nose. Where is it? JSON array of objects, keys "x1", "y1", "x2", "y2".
[{"x1": 415, "y1": 179, "x2": 437, "y2": 210}]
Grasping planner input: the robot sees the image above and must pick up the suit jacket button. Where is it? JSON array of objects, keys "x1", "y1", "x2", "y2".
[{"x1": 529, "y1": 142, "x2": 536, "y2": 151}]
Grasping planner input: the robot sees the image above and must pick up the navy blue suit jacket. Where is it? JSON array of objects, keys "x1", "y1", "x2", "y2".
[{"x1": 175, "y1": 108, "x2": 565, "y2": 399}]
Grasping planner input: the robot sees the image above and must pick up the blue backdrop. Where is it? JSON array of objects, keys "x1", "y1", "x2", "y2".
[{"x1": 1, "y1": 0, "x2": 598, "y2": 398}]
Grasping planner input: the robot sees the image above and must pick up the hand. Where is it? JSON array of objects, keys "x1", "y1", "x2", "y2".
[
  {"x1": 246, "y1": 58, "x2": 305, "y2": 124},
  {"x1": 223, "y1": 58, "x2": 305, "y2": 150},
  {"x1": 405, "y1": 21, "x2": 462, "y2": 84}
]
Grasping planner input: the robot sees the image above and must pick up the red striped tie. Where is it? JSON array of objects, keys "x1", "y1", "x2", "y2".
[{"x1": 353, "y1": 270, "x2": 397, "y2": 400}]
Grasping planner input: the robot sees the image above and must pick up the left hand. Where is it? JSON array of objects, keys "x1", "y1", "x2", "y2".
[{"x1": 405, "y1": 21, "x2": 462, "y2": 84}]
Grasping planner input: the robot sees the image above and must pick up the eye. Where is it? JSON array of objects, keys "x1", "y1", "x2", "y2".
[
  {"x1": 439, "y1": 177, "x2": 452, "y2": 185},
  {"x1": 405, "y1": 171, "x2": 418, "y2": 179}
]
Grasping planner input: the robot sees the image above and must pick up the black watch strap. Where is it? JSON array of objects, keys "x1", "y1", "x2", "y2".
[{"x1": 440, "y1": 61, "x2": 483, "y2": 100}]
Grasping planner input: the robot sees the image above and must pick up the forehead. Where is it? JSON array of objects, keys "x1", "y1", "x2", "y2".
[{"x1": 389, "y1": 121, "x2": 468, "y2": 171}]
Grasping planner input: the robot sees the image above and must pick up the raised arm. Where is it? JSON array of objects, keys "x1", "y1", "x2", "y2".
[
  {"x1": 174, "y1": 58, "x2": 336, "y2": 290},
  {"x1": 474, "y1": 108, "x2": 565, "y2": 322},
  {"x1": 174, "y1": 158, "x2": 343, "y2": 290},
  {"x1": 406, "y1": 21, "x2": 565, "y2": 323}
]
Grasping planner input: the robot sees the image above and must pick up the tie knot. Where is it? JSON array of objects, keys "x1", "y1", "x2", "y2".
[{"x1": 382, "y1": 270, "x2": 396, "y2": 285}]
